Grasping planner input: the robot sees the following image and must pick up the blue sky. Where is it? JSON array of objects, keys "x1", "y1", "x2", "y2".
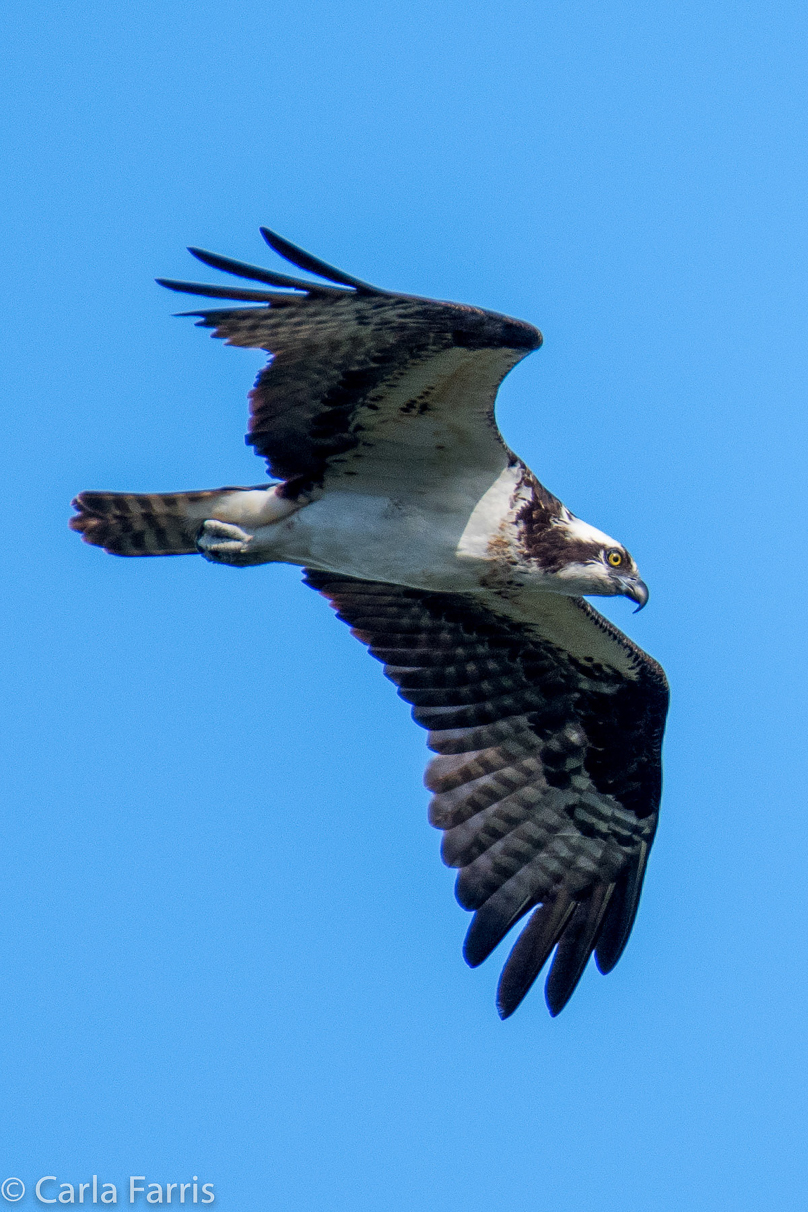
[{"x1": 1, "y1": 0, "x2": 807, "y2": 1208}]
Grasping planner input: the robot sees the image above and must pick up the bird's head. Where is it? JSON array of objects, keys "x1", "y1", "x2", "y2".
[{"x1": 532, "y1": 512, "x2": 649, "y2": 610}]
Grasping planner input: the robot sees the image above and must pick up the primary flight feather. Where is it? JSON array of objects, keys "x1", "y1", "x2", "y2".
[{"x1": 71, "y1": 226, "x2": 668, "y2": 1017}]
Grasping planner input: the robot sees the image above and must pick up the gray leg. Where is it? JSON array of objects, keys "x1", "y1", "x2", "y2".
[{"x1": 196, "y1": 519, "x2": 269, "y2": 567}]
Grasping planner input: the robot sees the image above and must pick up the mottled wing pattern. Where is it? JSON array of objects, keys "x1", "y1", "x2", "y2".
[
  {"x1": 305, "y1": 571, "x2": 668, "y2": 1017},
  {"x1": 158, "y1": 229, "x2": 541, "y2": 488}
]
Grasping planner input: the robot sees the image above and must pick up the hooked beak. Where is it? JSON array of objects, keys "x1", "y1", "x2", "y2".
[{"x1": 623, "y1": 578, "x2": 649, "y2": 612}]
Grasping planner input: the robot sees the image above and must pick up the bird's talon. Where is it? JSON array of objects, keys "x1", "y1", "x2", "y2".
[{"x1": 196, "y1": 519, "x2": 254, "y2": 564}]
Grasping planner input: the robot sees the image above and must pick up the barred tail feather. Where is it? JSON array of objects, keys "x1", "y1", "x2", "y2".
[{"x1": 70, "y1": 488, "x2": 248, "y2": 556}]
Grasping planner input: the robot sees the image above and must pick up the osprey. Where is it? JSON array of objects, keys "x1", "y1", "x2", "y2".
[{"x1": 71, "y1": 227, "x2": 668, "y2": 1017}]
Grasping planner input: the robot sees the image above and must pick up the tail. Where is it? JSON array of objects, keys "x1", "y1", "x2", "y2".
[{"x1": 70, "y1": 487, "x2": 259, "y2": 556}]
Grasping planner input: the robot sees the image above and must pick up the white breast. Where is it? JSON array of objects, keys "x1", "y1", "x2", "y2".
[{"x1": 249, "y1": 472, "x2": 519, "y2": 592}]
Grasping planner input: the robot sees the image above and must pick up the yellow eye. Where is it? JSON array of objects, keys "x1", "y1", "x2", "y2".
[{"x1": 607, "y1": 550, "x2": 623, "y2": 567}]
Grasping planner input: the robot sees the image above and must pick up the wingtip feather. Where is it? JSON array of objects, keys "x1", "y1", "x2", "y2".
[
  {"x1": 594, "y1": 843, "x2": 650, "y2": 974},
  {"x1": 185, "y1": 246, "x2": 347, "y2": 295},
  {"x1": 543, "y1": 885, "x2": 615, "y2": 1016},
  {"x1": 495, "y1": 893, "x2": 576, "y2": 1019},
  {"x1": 155, "y1": 278, "x2": 287, "y2": 303},
  {"x1": 259, "y1": 226, "x2": 381, "y2": 293},
  {"x1": 462, "y1": 895, "x2": 535, "y2": 969}
]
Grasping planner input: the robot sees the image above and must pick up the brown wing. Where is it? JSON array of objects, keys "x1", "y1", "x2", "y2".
[
  {"x1": 158, "y1": 228, "x2": 542, "y2": 488},
  {"x1": 304, "y1": 571, "x2": 668, "y2": 1018}
]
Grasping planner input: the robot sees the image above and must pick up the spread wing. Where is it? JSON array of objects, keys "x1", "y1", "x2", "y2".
[
  {"x1": 304, "y1": 571, "x2": 669, "y2": 1017},
  {"x1": 158, "y1": 228, "x2": 541, "y2": 490}
]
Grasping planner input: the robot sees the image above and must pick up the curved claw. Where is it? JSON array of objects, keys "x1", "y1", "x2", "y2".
[{"x1": 196, "y1": 519, "x2": 255, "y2": 565}]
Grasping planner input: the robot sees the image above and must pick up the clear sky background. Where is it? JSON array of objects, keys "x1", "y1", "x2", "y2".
[{"x1": 1, "y1": 1, "x2": 807, "y2": 1209}]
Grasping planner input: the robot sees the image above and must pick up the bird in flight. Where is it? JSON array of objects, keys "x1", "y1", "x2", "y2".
[{"x1": 71, "y1": 226, "x2": 668, "y2": 1017}]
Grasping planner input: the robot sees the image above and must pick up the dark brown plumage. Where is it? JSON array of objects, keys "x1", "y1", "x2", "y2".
[
  {"x1": 158, "y1": 228, "x2": 540, "y2": 488},
  {"x1": 304, "y1": 572, "x2": 667, "y2": 1017},
  {"x1": 71, "y1": 226, "x2": 668, "y2": 1018}
]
